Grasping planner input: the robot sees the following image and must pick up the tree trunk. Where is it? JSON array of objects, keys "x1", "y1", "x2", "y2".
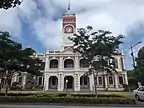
[
  {"x1": 5, "y1": 79, "x2": 8, "y2": 96},
  {"x1": 5, "y1": 70, "x2": 9, "y2": 96}
]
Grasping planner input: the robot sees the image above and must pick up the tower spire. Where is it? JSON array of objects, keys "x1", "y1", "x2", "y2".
[{"x1": 68, "y1": 0, "x2": 70, "y2": 10}]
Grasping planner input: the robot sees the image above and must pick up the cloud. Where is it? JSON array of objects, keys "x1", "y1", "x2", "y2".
[
  {"x1": 0, "y1": 8, "x2": 21, "y2": 38},
  {"x1": 1, "y1": 0, "x2": 144, "y2": 69}
]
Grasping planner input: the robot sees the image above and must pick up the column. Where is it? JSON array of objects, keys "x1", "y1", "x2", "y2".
[
  {"x1": 37, "y1": 76, "x2": 39, "y2": 85},
  {"x1": 124, "y1": 72, "x2": 128, "y2": 85},
  {"x1": 11, "y1": 72, "x2": 19, "y2": 85},
  {"x1": 22, "y1": 72, "x2": 27, "y2": 90},
  {"x1": 114, "y1": 74, "x2": 119, "y2": 89},
  {"x1": 89, "y1": 75, "x2": 94, "y2": 91},
  {"x1": 75, "y1": 56, "x2": 79, "y2": 70},
  {"x1": 45, "y1": 55, "x2": 49, "y2": 71},
  {"x1": 74, "y1": 73, "x2": 80, "y2": 91},
  {"x1": 59, "y1": 56, "x2": 63, "y2": 71},
  {"x1": 43, "y1": 74, "x2": 49, "y2": 91},
  {"x1": 41, "y1": 76, "x2": 44, "y2": 85},
  {"x1": 58, "y1": 73, "x2": 64, "y2": 91},
  {"x1": 104, "y1": 75, "x2": 108, "y2": 89}
]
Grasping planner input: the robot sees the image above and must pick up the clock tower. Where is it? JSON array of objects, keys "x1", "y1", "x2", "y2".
[{"x1": 62, "y1": 3, "x2": 76, "y2": 50}]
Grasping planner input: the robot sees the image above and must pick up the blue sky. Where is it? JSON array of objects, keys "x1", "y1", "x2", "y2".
[{"x1": 0, "y1": 0, "x2": 144, "y2": 70}]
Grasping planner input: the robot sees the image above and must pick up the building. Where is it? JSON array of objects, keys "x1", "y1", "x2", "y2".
[
  {"x1": 8, "y1": 5, "x2": 128, "y2": 92},
  {"x1": 43, "y1": 6, "x2": 128, "y2": 92}
]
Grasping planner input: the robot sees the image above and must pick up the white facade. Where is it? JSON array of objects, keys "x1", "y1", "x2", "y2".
[{"x1": 42, "y1": 9, "x2": 128, "y2": 92}]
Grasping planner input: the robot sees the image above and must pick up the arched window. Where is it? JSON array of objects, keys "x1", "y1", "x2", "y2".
[
  {"x1": 108, "y1": 76, "x2": 113, "y2": 85},
  {"x1": 119, "y1": 76, "x2": 123, "y2": 84},
  {"x1": 114, "y1": 58, "x2": 118, "y2": 68},
  {"x1": 49, "y1": 76, "x2": 58, "y2": 89},
  {"x1": 50, "y1": 59, "x2": 58, "y2": 68},
  {"x1": 64, "y1": 59, "x2": 74, "y2": 68},
  {"x1": 80, "y1": 59, "x2": 89, "y2": 68},
  {"x1": 98, "y1": 76, "x2": 103, "y2": 85}
]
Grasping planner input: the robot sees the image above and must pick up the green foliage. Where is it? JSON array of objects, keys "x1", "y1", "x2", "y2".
[
  {"x1": 69, "y1": 26, "x2": 124, "y2": 97},
  {"x1": 127, "y1": 70, "x2": 135, "y2": 77},
  {"x1": 0, "y1": 95, "x2": 135, "y2": 104},
  {"x1": 69, "y1": 26, "x2": 124, "y2": 74},
  {"x1": 0, "y1": 31, "x2": 43, "y2": 75},
  {"x1": 135, "y1": 47, "x2": 144, "y2": 85},
  {"x1": 0, "y1": 93, "x2": 126, "y2": 98},
  {"x1": 0, "y1": 0, "x2": 22, "y2": 10},
  {"x1": 0, "y1": 31, "x2": 44, "y2": 95},
  {"x1": 10, "y1": 82, "x2": 22, "y2": 90}
]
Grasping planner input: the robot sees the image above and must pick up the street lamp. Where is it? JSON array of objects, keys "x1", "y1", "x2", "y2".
[
  {"x1": 130, "y1": 41, "x2": 142, "y2": 68},
  {"x1": 66, "y1": 79, "x2": 68, "y2": 94}
]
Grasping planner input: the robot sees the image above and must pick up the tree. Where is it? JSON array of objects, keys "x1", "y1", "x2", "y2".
[
  {"x1": 135, "y1": 47, "x2": 144, "y2": 85},
  {"x1": 69, "y1": 26, "x2": 124, "y2": 97},
  {"x1": 0, "y1": 0, "x2": 22, "y2": 10},
  {"x1": 0, "y1": 31, "x2": 43, "y2": 96},
  {"x1": 127, "y1": 70, "x2": 135, "y2": 77}
]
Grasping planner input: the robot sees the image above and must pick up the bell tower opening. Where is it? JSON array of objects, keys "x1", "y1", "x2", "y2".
[{"x1": 61, "y1": 2, "x2": 76, "y2": 50}]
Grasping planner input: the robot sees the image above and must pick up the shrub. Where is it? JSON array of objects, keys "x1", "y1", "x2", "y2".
[
  {"x1": 71, "y1": 94, "x2": 125, "y2": 98},
  {"x1": 25, "y1": 83, "x2": 34, "y2": 89},
  {"x1": 0, "y1": 96, "x2": 136, "y2": 104},
  {"x1": 10, "y1": 82, "x2": 22, "y2": 90},
  {"x1": 35, "y1": 85, "x2": 43, "y2": 89}
]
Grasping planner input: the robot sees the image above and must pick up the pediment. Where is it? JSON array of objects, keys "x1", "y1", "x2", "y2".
[{"x1": 60, "y1": 47, "x2": 74, "y2": 54}]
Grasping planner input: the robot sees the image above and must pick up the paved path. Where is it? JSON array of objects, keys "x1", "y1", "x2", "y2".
[
  {"x1": 0, "y1": 104, "x2": 143, "y2": 108},
  {"x1": 0, "y1": 103, "x2": 144, "y2": 108}
]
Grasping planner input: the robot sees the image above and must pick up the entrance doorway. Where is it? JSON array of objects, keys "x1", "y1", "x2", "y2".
[
  {"x1": 49, "y1": 76, "x2": 58, "y2": 90},
  {"x1": 80, "y1": 75, "x2": 90, "y2": 91},
  {"x1": 64, "y1": 76, "x2": 74, "y2": 90}
]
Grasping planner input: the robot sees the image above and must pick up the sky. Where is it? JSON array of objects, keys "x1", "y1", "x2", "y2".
[{"x1": 0, "y1": 0, "x2": 144, "y2": 70}]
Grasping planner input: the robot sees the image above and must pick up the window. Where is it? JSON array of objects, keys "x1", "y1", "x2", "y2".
[
  {"x1": 18, "y1": 77, "x2": 22, "y2": 83},
  {"x1": 114, "y1": 58, "x2": 118, "y2": 68},
  {"x1": 50, "y1": 59, "x2": 58, "y2": 68},
  {"x1": 138, "y1": 87, "x2": 144, "y2": 91},
  {"x1": 108, "y1": 76, "x2": 113, "y2": 85},
  {"x1": 119, "y1": 76, "x2": 123, "y2": 84},
  {"x1": 98, "y1": 77, "x2": 103, "y2": 85},
  {"x1": 52, "y1": 77, "x2": 56, "y2": 85},
  {"x1": 80, "y1": 59, "x2": 89, "y2": 68},
  {"x1": 38, "y1": 77, "x2": 42, "y2": 85},
  {"x1": 64, "y1": 59, "x2": 74, "y2": 68},
  {"x1": 80, "y1": 76, "x2": 89, "y2": 85},
  {"x1": 84, "y1": 76, "x2": 88, "y2": 85}
]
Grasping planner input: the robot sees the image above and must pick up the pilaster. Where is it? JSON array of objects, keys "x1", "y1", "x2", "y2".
[
  {"x1": 22, "y1": 72, "x2": 27, "y2": 90},
  {"x1": 114, "y1": 74, "x2": 119, "y2": 89},
  {"x1": 104, "y1": 75, "x2": 108, "y2": 89},
  {"x1": 89, "y1": 75, "x2": 94, "y2": 91},
  {"x1": 74, "y1": 56, "x2": 79, "y2": 70},
  {"x1": 58, "y1": 73, "x2": 64, "y2": 91},
  {"x1": 44, "y1": 74, "x2": 49, "y2": 91},
  {"x1": 74, "y1": 73, "x2": 80, "y2": 91},
  {"x1": 124, "y1": 72, "x2": 128, "y2": 85},
  {"x1": 45, "y1": 55, "x2": 49, "y2": 71},
  {"x1": 59, "y1": 56, "x2": 63, "y2": 71}
]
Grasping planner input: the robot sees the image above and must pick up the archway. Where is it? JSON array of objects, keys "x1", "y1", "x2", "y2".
[
  {"x1": 64, "y1": 76, "x2": 74, "y2": 90},
  {"x1": 64, "y1": 59, "x2": 74, "y2": 68},
  {"x1": 50, "y1": 59, "x2": 58, "y2": 68},
  {"x1": 49, "y1": 76, "x2": 58, "y2": 89},
  {"x1": 80, "y1": 59, "x2": 89, "y2": 68},
  {"x1": 80, "y1": 75, "x2": 90, "y2": 90}
]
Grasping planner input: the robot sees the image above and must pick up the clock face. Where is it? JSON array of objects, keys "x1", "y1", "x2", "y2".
[{"x1": 65, "y1": 26, "x2": 73, "y2": 33}]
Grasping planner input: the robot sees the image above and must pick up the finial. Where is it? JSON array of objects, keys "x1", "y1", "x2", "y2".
[{"x1": 68, "y1": 0, "x2": 70, "y2": 10}]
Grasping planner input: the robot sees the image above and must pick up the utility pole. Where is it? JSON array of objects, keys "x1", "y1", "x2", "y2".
[{"x1": 130, "y1": 41, "x2": 142, "y2": 68}]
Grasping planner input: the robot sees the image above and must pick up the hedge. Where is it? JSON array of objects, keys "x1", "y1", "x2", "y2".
[
  {"x1": 0, "y1": 93, "x2": 125, "y2": 98},
  {"x1": 0, "y1": 96, "x2": 135, "y2": 104}
]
